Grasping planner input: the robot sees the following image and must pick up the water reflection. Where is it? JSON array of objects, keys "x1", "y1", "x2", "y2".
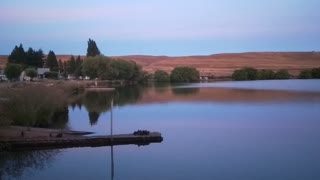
[
  {"x1": 3, "y1": 80, "x2": 320, "y2": 179},
  {"x1": 154, "y1": 82, "x2": 171, "y2": 94},
  {"x1": 0, "y1": 150, "x2": 60, "y2": 180},
  {"x1": 69, "y1": 82, "x2": 320, "y2": 126},
  {"x1": 171, "y1": 87, "x2": 200, "y2": 96}
]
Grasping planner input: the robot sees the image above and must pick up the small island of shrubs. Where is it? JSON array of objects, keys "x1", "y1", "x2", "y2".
[{"x1": 231, "y1": 67, "x2": 320, "y2": 81}]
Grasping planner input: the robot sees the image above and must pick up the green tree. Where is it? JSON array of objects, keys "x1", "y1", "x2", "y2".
[
  {"x1": 82, "y1": 56, "x2": 111, "y2": 79},
  {"x1": 4, "y1": 63, "x2": 22, "y2": 81},
  {"x1": 67, "y1": 56, "x2": 76, "y2": 75},
  {"x1": 58, "y1": 59, "x2": 64, "y2": 73},
  {"x1": 110, "y1": 59, "x2": 135, "y2": 80},
  {"x1": 25, "y1": 67, "x2": 37, "y2": 81},
  {"x1": 74, "y1": 55, "x2": 83, "y2": 78},
  {"x1": 232, "y1": 67, "x2": 258, "y2": 81},
  {"x1": 8, "y1": 44, "x2": 26, "y2": 64},
  {"x1": 44, "y1": 71, "x2": 58, "y2": 79},
  {"x1": 86, "y1": 39, "x2": 101, "y2": 57},
  {"x1": 311, "y1": 67, "x2": 320, "y2": 78},
  {"x1": 257, "y1": 69, "x2": 275, "y2": 80},
  {"x1": 299, "y1": 69, "x2": 312, "y2": 79},
  {"x1": 170, "y1": 66, "x2": 200, "y2": 82},
  {"x1": 244, "y1": 67, "x2": 258, "y2": 80},
  {"x1": 154, "y1": 70, "x2": 170, "y2": 82},
  {"x1": 26, "y1": 48, "x2": 44, "y2": 68},
  {"x1": 274, "y1": 70, "x2": 290, "y2": 79},
  {"x1": 47, "y1": 50, "x2": 58, "y2": 71},
  {"x1": 232, "y1": 69, "x2": 247, "y2": 81}
]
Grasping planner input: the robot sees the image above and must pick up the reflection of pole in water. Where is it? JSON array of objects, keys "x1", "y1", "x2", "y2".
[
  {"x1": 111, "y1": 145, "x2": 114, "y2": 180},
  {"x1": 110, "y1": 98, "x2": 114, "y2": 180},
  {"x1": 111, "y1": 98, "x2": 113, "y2": 136}
]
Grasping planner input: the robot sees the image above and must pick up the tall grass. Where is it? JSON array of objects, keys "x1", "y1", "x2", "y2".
[{"x1": 0, "y1": 81, "x2": 85, "y2": 127}]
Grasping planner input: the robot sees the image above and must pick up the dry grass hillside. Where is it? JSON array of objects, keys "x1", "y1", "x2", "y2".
[{"x1": 1, "y1": 52, "x2": 320, "y2": 77}]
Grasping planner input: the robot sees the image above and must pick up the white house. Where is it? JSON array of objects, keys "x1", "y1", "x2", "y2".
[{"x1": 37, "y1": 68, "x2": 50, "y2": 79}]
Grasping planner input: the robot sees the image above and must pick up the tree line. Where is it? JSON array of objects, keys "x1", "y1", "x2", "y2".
[
  {"x1": 153, "y1": 67, "x2": 200, "y2": 82},
  {"x1": 4, "y1": 39, "x2": 151, "y2": 82},
  {"x1": 231, "y1": 67, "x2": 320, "y2": 81}
]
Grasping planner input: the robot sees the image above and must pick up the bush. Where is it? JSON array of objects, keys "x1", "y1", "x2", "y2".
[
  {"x1": 154, "y1": 70, "x2": 170, "y2": 82},
  {"x1": 299, "y1": 69, "x2": 312, "y2": 79},
  {"x1": 4, "y1": 63, "x2": 22, "y2": 81},
  {"x1": 25, "y1": 67, "x2": 37, "y2": 80},
  {"x1": 311, "y1": 68, "x2": 320, "y2": 78},
  {"x1": 44, "y1": 71, "x2": 59, "y2": 79},
  {"x1": 232, "y1": 69, "x2": 247, "y2": 81},
  {"x1": 274, "y1": 70, "x2": 290, "y2": 79},
  {"x1": 257, "y1": 69, "x2": 275, "y2": 80},
  {"x1": 170, "y1": 66, "x2": 199, "y2": 82},
  {"x1": 232, "y1": 67, "x2": 258, "y2": 81}
]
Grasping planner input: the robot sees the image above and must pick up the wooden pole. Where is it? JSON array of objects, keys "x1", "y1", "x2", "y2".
[{"x1": 111, "y1": 98, "x2": 113, "y2": 136}]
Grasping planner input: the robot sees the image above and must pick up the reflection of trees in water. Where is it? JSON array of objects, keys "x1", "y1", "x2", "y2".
[
  {"x1": 0, "y1": 150, "x2": 60, "y2": 180},
  {"x1": 171, "y1": 87, "x2": 200, "y2": 96},
  {"x1": 114, "y1": 85, "x2": 144, "y2": 106},
  {"x1": 89, "y1": 111, "x2": 100, "y2": 126},
  {"x1": 154, "y1": 82, "x2": 171, "y2": 94},
  {"x1": 38, "y1": 106, "x2": 69, "y2": 129},
  {"x1": 77, "y1": 85, "x2": 144, "y2": 125},
  {"x1": 82, "y1": 91, "x2": 114, "y2": 113}
]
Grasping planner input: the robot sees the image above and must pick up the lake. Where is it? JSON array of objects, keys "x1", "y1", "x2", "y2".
[{"x1": 1, "y1": 80, "x2": 320, "y2": 180}]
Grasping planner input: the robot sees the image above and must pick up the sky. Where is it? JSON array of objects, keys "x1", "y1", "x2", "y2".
[{"x1": 0, "y1": 0, "x2": 319, "y2": 56}]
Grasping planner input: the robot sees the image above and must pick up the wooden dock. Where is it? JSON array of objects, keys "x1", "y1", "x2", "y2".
[
  {"x1": 0, "y1": 132, "x2": 163, "y2": 151},
  {"x1": 85, "y1": 87, "x2": 115, "y2": 92}
]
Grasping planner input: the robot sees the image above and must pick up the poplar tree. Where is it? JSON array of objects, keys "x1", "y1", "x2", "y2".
[
  {"x1": 47, "y1": 50, "x2": 58, "y2": 71},
  {"x1": 86, "y1": 39, "x2": 101, "y2": 57}
]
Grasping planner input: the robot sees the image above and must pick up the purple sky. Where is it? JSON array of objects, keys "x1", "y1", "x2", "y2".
[{"x1": 0, "y1": 0, "x2": 319, "y2": 56}]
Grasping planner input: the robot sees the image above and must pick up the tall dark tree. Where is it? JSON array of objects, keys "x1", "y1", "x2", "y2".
[
  {"x1": 74, "y1": 55, "x2": 83, "y2": 78},
  {"x1": 8, "y1": 44, "x2": 26, "y2": 64},
  {"x1": 58, "y1": 59, "x2": 64, "y2": 73},
  {"x1": 86, "y1": 39, "x2": 101, "y2": 57},
  {"x1": 47, "y1": 50, "x2": 58, "y2": 71},
  {"x1": 67, "y1": 56, "x2": 76, "y2": 74},
  {"x1": 25, "y1": 48, "x2": 44, "y2": 68}
]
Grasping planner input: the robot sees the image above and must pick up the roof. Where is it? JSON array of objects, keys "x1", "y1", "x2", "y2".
[{"x1": 37, "y1": 68, "x2": 50, "y2": 75}]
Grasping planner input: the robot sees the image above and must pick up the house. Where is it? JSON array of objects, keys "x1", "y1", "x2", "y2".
[
  {"x1": 0, "y1": 69, "x2": 7, "y2": 81},
  {"x1": 37, "y1": 68, "x2": 50, "y2": 79}
]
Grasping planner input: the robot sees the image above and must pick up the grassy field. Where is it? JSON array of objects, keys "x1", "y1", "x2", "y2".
[{"x1": 1, "y1": 52, "x2": 320, "y2": 77}]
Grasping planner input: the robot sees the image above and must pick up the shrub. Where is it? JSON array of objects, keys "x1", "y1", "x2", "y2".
[
  {"x1": 274, "y1": 70, "x2": 290, "y2": 79},
  {"x1": 154, "y1": 70, "x2": 170, "y2": 82},
  {"x1": 311, "y1": 67, "x2": 320, "y2": 79},
  {"x1": 232, "y1": 69, "x2": 247, "y2": 81},
  {"x1": 299, "y1": 69, "x2": 312, "y2": 79},
  {"x1": 25, "y1": 67, "x2": 37, "y2": 80},
  {"x1": 257, "y1": 69, "x2": 275, "y2": 80},
  {"x1": 44, "y1": 71, "x2": 59, "y2": 79},
  {"x1": 4, "y1": 63, "x2": 22, "y2": 81},
  {"x1": 232, "y1": 67, "x2": 258, "y2": 81},
  {"x1": 170, "y1": 67, "x2": 199, "y2": 82}
]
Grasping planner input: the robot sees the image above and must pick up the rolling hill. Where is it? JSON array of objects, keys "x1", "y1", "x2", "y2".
[{"x1": 1, "y1": 52, "x2": 320, "y2": 77}]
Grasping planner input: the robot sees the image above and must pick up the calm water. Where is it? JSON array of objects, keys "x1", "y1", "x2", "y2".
[{"x1": 2, "y1": 80, "x2": 320, "y2": 180}]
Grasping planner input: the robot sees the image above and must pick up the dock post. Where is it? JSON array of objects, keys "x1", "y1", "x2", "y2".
[{"x1": 111, "y1": 98, "x2": 113, "y2": 137}]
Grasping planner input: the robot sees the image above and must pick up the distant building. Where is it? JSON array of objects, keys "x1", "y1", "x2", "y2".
[
  {"x1": 0, "y1": 69, "x2": 7, "y2": 81},
  {"x1": 37, "y1": 68, "x2": 50, "y2": 79}
]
